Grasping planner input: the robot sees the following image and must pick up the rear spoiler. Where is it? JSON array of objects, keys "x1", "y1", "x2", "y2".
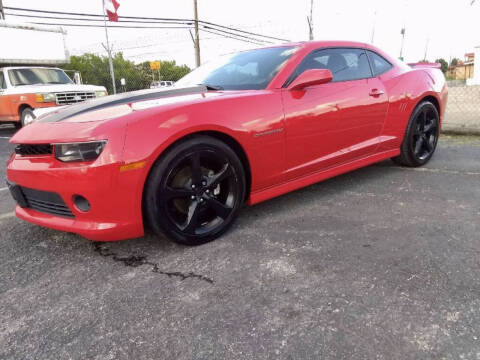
[{"x1": 408, "y1": 62, "x2": 441, "y2": 69}]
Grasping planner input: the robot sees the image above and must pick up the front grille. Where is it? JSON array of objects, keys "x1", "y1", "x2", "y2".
[
  {"x1": 56, "y1": 91, "x2": 96, "y2": 105},
  {"x1": 21, "y1": 187, "x2": 74, "y2": 218},
  {"x1": 15, "y1": 144, "x2": 52, "y2": 156}
]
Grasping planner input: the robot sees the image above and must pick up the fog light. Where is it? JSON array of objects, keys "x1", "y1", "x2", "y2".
[{"x1": 73, "y1": 195, "x2": 90, "y2": 212}]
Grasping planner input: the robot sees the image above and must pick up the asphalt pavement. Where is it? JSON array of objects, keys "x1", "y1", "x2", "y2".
[{"x1": 1, "y1": 124, "x2": 479, "y2": 359}]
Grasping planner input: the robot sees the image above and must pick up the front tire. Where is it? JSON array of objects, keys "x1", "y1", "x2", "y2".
[
  {"x1": 144, "y1": 135, "x2": 246, "y2": 246},
  {"x1": 392, "y1": 101, "x2": 439, "y2": 167},
  {"x1": 18, "y1": 108, "x2": 36, "y2": 128}
]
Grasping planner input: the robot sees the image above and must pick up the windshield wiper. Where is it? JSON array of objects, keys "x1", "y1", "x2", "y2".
[
  {"x1": 15, "y1": 82, "x2": 44, "y2": 86},
  {"x1": 198, "y1": 83, "x2": 224, "y2": 91}
]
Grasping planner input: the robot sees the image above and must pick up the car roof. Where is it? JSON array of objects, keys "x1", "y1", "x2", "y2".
[
  {"x1": 1, "y1": 66, "x2": 63, "y2": 70},
  {"x1": 263, "y1": 40, "x2": 397, "y2": 66},
  {"x1": 261, "y1": 40, "x2": 367, "y2": 49}
]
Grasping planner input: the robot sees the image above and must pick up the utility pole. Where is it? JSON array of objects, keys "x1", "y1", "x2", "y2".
[
  {"x1": 193, "y1": 0, "x2": 201, "y2": 67},
  {"x1": 424, "y1": 37, "x2": 429, "y2": 61},
  {"x1": 399, "y1": 0, "x2": 407, "y2": 60},
  {"x1": 0, "y1": 0, "x2": 5, "y2": 20},
  {"x1": 308, "y1": 0, "x2": 314, "y2": 40},
  {"x1": 102, "y1": 0, "x2": 116, "y2": 94},
  {"x1": 399, "y1": 27, "x2": 406, "y2": 60},
  {"x1": 371, "y1": 10, "x2": 377, "y2": 44}
]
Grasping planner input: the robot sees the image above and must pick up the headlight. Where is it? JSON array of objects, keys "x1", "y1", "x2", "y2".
[
  {"x1": 35, "y1": 93, "x2": 56, "y2": 103},
  {"x1": 95, "y1": 90, "x2": 108, "y2": 97},
  {"x1": 54, "y1": 141, "x2": 107, "y2": 162}
]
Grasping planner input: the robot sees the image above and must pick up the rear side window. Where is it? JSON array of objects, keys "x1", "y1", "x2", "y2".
[
  {"x1": 290, "y1": 48, "x2": 372, "y2": 83},
  {"x1": 0, "y1": 72, "x2": 5, "y2": 89},
  {"x1": 367, "y1": 51, "x2": 393, "y2": 76}
]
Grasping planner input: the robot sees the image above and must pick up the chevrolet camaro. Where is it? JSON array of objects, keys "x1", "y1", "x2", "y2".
[{"x1": 6, "y1": 41, "x2": 448, "y2": 245}]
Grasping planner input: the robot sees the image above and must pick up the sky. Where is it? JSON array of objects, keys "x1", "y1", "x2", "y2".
[{"x1": 3, "y1": 0, "x2": 480, "y2": 68}]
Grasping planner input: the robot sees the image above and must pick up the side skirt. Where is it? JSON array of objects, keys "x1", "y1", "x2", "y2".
[{"x1": 247, "y1": 149, "x2": 400, "y2": 205}]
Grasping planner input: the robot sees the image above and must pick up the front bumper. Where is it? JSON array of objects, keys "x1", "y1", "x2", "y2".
[{"x1": 6, "y1": 153, "x2": 145, "y2": 241}]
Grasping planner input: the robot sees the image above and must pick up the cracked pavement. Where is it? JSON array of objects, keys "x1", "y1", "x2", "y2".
[{"x1": 1, "y1": 124, "x2": 479, "y2": 359}]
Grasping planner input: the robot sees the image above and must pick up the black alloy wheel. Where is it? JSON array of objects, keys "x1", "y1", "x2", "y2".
[
  {"x1": 392, "y1": 101, "x2": 440, "y2": 167},
  {"x1": 145, "y1": 136, "x2": 245, "y2": 245}
]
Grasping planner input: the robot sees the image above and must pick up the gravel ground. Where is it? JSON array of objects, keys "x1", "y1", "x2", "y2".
[{"x1": 1, "y1": 125, "x2": 479, "y2": 359}]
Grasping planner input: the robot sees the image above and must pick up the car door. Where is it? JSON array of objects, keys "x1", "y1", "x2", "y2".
[
  {"x1": 0, "y1": 71, "x2": 11, "y2": 121},
  {"x1": 281, "y1": 48, "x2": 388, "y2": 181}
]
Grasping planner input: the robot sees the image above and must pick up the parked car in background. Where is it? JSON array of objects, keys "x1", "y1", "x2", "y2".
[
  {"x1": 6, "y1": 41, "x2": 447, "y2": 246},
  {"x1": 150, "y1": 81, "x2": 174, "y2": 89}
]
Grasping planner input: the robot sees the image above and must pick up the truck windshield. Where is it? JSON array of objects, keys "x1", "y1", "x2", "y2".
[
  {"x1": 175, "y1": 46, "x2": 298, "y2": 90},
  {"x1": 8, "y1": 68, "x2": 73, "y2": 86}
]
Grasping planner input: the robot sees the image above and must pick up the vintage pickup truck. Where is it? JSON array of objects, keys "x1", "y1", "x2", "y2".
[
  {"x1": 0, "y1": 66, "x2": 107, "y2": 127},
  {"x1": 0, "y1": 21, "x2": 107, "y2": 127}
]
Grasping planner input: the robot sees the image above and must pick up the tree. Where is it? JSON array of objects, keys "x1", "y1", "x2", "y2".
[
  {"x1": 137, "y1": 60, "x2": 191, "y2": 84},
  {"x1": 435, "y1": 58, "x2": 448, "y2": 74},
  {"x1": 450, "y1": 58, "x2": 459, "y2": 67},
  {"x1": 63, "y1": 54, "x2": 191, "y2": 93}
]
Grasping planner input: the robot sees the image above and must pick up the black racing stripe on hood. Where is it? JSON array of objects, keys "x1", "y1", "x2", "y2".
[{"x1": 38, "y1": 85, "x2": 207, "y2": 123}]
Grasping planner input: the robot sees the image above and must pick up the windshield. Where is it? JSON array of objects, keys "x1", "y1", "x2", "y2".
[
  {"x1": 176, "y1": 46, "x2": 298, "y2": 90},
  {"x1": 8, "y1": 68, "x2": 73, "y2": 86}
]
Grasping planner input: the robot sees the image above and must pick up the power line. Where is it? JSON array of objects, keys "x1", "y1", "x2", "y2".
[
  {"x1": 202, "y1": 25, "x2": 271, "y2": 44},
  {"x1": 199, "y1": 28, "x2": 264, "y2": 46},
  {"x1": 4, "y1": 6, "x2": 290, "y2": 42},
  {"x1": 29, "y1": 22, "x2": 195, "y2": 30},
  {"x1": 4, "y1": 6, "x2": 191, "y2": 22},
  {"x1": 24, "y1": 21, "x2": 269, "y2": 46},
  {"x1": 72, "y1": 34, "x2": 232, "y2": 55},
  {"x1": 197, "y1": 19, "x2": 288, "y2": 42},
  {"x1": 5, "y1": 10, "x2": 273, "y2": 44},
  {"x1": 5, "y1": 12, "x2": 194, "y2": 26}
]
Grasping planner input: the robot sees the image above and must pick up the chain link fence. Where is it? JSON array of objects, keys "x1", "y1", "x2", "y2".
[
  {"x1": 444, "y1": 85, "x2": 480, "y2": 135},
  {"x1": 62, "y1": 53, "x2": 191, "y2": 95}
]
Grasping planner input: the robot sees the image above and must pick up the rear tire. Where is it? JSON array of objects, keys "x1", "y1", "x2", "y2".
[
  {"x1": 392, "y1": 101, "x2": 439, "y2": 167},
  {"x1": 144, "y1": 135, "x2": 246, "y2": 246}
]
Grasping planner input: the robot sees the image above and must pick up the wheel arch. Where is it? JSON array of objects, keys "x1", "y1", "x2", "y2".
[
  {"x1": 418, "y1": 95, "x2": 441, "y2": 120},
  {"x1": 17, "y1": 104, "x2": 34, "y2": 123},
  {"x1": 18, "y1": 103, "x2": 33, "y2": 115}
]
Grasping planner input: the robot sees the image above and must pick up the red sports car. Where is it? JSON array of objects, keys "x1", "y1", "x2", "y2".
[{"x1": 6, "y1": 41, "x2": 448, "y2": 245}]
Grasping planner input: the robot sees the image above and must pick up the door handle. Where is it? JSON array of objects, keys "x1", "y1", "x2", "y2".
[{"x1": 369, "y1": 89, "x2": 385, "y2": 97}]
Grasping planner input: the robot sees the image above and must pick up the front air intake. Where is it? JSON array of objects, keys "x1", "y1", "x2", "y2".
[{"x1": 15, "y1": 144, "x2": 53, "y2": 156}]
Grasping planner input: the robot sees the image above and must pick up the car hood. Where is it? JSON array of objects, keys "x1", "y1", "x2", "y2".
[
  {"x1": 9, "y1": 85, "x2": 237, "y2": 144},
  {"x1": 36, "y1": 85, "x2": 211, "y2": 124},
  {"x1": 5, "y1": 83, "x2": 106, "y2": 95}
]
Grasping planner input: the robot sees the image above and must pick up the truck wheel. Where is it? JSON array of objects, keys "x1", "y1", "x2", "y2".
[{"x1": 17, "y1": 108, "x2": 36, "y2": 128}]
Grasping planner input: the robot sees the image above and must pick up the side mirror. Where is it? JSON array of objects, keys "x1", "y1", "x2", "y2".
[{"x1": 288, "y1": 69, "x2": 333, "y2": 91}]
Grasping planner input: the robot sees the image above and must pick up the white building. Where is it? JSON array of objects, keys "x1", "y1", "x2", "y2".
[{"x1": 467, "y1": 45, "x2": 480, "y2": 85}]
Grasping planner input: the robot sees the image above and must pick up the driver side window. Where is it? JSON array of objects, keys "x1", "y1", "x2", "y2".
[
  {"x1": 289, "y1": 48, "x2": 373, "y2": 84},
  {"x1": 0, "y1": 72, "x2": 6, "y2": 89}
]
